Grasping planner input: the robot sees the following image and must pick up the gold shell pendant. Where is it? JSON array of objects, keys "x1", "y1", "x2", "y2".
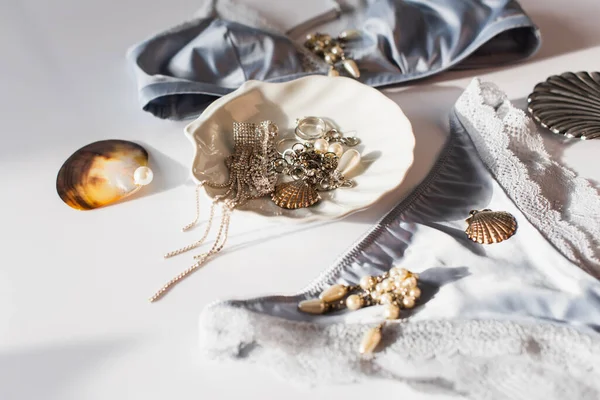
[
  {"x1": 465, "y1": 209, "x2": 517, "y2": 244},
  {"x1": 272, "y1": 180, "x2": 320, "y2": 209}
]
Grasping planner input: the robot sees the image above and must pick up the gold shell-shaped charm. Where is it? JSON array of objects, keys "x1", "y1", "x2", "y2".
[
  {"x1": 465, "y1": 209, "x2": 517, "y2": 244},
  {"x1": 272, "y1": 180, "x2": 320, "y2": 209},
  {"x1": 56, "y1": 140, "x2": 150, "y2": 210}
]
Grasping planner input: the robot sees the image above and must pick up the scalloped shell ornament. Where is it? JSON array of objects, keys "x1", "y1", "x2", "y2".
[
  {"x1": 527, "y1": 71, "x2": 600, "y2": 139},
  {"x1": 464, "y1": 209, "x2": 517, "y2": 244},
  {"x1": 271, "y1": 180, "x2": 320, "y2": 209}
]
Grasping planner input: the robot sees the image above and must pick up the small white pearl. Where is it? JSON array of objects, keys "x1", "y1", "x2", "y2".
[
  {"x1": 380, "y1": 279, "x2": 393, "y2": 292},
  {"x1": 402, "y1": 296, "x2": 415, "y2": 309},
  {"x1": 314, "y1": 138, "x2": 329, "y2": 153},
  {"x1": 380, "y1": 293, "x2": 394, "y2": 304},
  {"x1": 384, "y1": 303, "x2": 400, "y2": 320},
  {"x1": 346, "y1": 294, "x2": 363, "y2": 310},
  {"x1": 133, "y1": 166, "x2": 153, "y2": 186},
  {"x1": 409, "y1": 287, "x2": 421, "y2": 299},
  {"x1": 328, "y1": 142, "x2": 344, "y2": 158},
  {"x1": 370, "y1": 290, "x2": 380, "y2": 301},
  {"x1": 401, "y1": 276, "x2": 417, "y2": 289},
  {"x1": 360, "y1": 276, "x2": 376, "y2": 290},
  {"x1": 375, "y1": 283, "x2": 384, "y2": 293}
]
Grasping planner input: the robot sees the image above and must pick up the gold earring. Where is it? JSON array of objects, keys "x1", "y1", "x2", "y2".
[
  {"x1": 465, "y1": 209, "x2": 517, "y2": 244},
  {"x1": 298, "y1": 267, "x2": 421, "y2": 354}
]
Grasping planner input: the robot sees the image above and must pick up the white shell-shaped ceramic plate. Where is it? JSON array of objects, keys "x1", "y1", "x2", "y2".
[{"x1": 185, "y1": 76, "x2": 414, "y2": 221}]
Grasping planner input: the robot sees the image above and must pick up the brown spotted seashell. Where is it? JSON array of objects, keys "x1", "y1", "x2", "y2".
[
  {"x1": 271, "y1": 180, "x2": 320, "y2": 209},
  {"x1": 465, "y1": 209, "x2": 517, "y2": 244},
  {"x1": 56, "y1": 140, "x2": 151, "y2": 210}
]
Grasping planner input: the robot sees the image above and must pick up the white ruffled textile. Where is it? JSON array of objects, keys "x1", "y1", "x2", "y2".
[
  {"x1": 456, "y1": 80, "x2": 600, "y2": 276},
  {"x1": 197, "y1": 80, "x2": 600, "y2": 399}
]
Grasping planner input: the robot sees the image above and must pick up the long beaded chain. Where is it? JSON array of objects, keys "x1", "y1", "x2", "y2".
[{"x1": 150, "y1": 122, "x2": 278, "y2": 302}]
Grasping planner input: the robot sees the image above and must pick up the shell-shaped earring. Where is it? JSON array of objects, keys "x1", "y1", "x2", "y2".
[
  {"x1": 271, "y1": 180, "x2": 321, "y2": 209},
  {"x1": 465, "y1": 209, "x2": 517, "y2": 244}
]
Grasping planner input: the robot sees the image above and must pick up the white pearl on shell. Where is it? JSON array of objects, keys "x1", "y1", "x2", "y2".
[
  {"x1": 133, "y1": 166, "x2": 153, "y2": 186},
  {"x1": 314, "y1": 138, "x2": 329, "y2": 153},
  {"x1": 346, "y1": 294, "x2": 363, "y2": 310},
  {"x1": 337, "y1": 149, "x2": 361, "y2": 177},
  {"x1": 328, "y1": 142, "x2": 344, "y2": 158},
  {"x1": 384, "y1": 303, "x2": 400, "y2": 320},
  {"x1": 380, "y1": 293, "x2": 394, "y2": 304},
  {"x1": 360, "y1": 276, "x2": 376, "y2": 290}
]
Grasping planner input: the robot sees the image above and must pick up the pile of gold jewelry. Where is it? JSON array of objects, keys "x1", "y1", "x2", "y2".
[
  {"x1": 299, "y1": 267, "x2": 421, "y2": 355},
  {"x1": 272, "y1": 125, "x2": 361, "y2": 209},
  {"x1": 152, "y1": 118, "x2": 362, "y2": 301}
]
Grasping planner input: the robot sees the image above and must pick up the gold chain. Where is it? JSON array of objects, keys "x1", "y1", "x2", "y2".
[{"x1": 150, "y1": 203, "x2": 232, "y2": 302}]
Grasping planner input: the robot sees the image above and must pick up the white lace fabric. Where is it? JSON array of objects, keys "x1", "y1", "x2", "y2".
[
  {"x1": 197, "y1": 80, "x2": 600, "y2": 399},
  {"x1": 200, "y1": 305, "x2": 600, "y2": 398},
  {"x1": 455, "y1": 79, "x2": 600, "y2": 276}
]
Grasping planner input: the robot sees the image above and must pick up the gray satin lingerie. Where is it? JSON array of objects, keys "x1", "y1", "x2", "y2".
[
  {"x1": 128, "y1": 0, "x2": 540, "y2": 119},
  {"x1": 197, "y1": 81, "x2": 600, "y2": 399}
]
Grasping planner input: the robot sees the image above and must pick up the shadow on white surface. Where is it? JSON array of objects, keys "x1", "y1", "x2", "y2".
[
  {"x1": 0, "y1": 339, "x2": 132, "y2": 400},
  {"x1": 531, "y1": 11, "x2": 600, "y2": 61},
  {"x1": 119, "y1": 142, "x2": 189, "y2": 205}
]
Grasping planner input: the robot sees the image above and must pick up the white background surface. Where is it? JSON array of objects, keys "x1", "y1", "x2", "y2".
[{"x1": 1, "y1": 1, "x2": 600, "y2": 399}]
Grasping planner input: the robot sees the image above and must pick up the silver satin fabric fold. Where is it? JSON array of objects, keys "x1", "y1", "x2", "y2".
[{"x1": 128, "y1": 0, "x2": 540, "y2": 119}]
